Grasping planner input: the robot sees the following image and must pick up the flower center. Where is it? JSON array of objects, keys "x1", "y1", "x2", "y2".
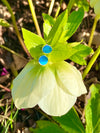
[
  {"x1": 39, "y1": 55, "x2": 48, "y2": 65},
  {"x1": 42, "y1": 44, "x2": 52, "y2": 53}
]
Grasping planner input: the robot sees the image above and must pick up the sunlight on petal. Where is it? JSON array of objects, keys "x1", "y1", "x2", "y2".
[
  {"x1": 94, "y1": 1, "x2": 100, "y2": 18},
  {"x1": 12, "y1": 60, "x2": 55, "y2": 109},
  {"x1": 55, "y1": 61, "x2": 87, "y2": 97},
  {"x1": 90, "y1": 0, "x2": 98, "y2": 7},
  {"x1": 90, "y1": 0, "x2": 100, "y2": 18},
  {"x1": 38, "y1": 82, "x2": 77, "y2": 116}
]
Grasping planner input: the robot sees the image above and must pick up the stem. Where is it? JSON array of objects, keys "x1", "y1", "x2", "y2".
[
  {"x1": 67, "y1": 0, "x2": 75, "y2": 14},
  {"x1": 0, "y1": 44, "x2": 19, "y2": 77},
  {"x1": 55, "y1": 0, "x2": 63, "y2": 18},
  {"x1": 48, "y1": 0, "x2": 55, "y2": 16},
  {"x1": 0, "y1": 84, "x2": 11, "y2": 92},
  {"x1": 28, "y1": 0, "x2": 42, "y2": 37},
  {"x1": 0, "y1": 44, "x2": 28, "y2": 77},
  {"x1": 82, "y1": 45, "x2": 100, "y2": 79},
  {"x1": 82, "y1": 16, "x2": 99, "y2": 79},
  {"x1": 88, "y1": 16, "x2": 98, "y2": 47},
  {"x1": 1, "y1": 0, "x2": 30, "y2": 57},
  {"x1": 0, "y1": 45, "x2": 27, "y2": 61}
]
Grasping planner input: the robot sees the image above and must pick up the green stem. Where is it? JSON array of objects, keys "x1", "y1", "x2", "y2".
[
  {"x1": 55, "y1": 0, "x2": 63, "y2": 18},
  {"x1": 0, "y1": 45, "x2": 28, "y2": 61},
  {"x1": 28, "y1": 0, "x2": 42, "y2": 37},
  {"x1": 82, "y1": 16, "x2": 99, "y2": 79},
  {"x1": 48, "y1": 0, "x2": 55, "y2": 16},
  {"x1": 1, "y1": 0, "x2": 30, "y2": 57},
  {"x1": 88, "y1": 16, "x2": 98, "y2": 47},
  {"x1": 82, "y1": 45, "x2": 100, "y2": 79},
  {"x1": 67, "y1": 0, "x2": 75, "y2": 14}
]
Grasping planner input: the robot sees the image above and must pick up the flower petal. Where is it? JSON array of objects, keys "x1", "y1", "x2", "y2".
[
  {"x1": 55, "y1": 61, "x2": 87, "y2": 96},
  {"x1": 90, "y1": 0, "x2": 98, "y2": 7},
  {"x1": 38, "y1": 82, "x2": 76, "y2": 116},
  {"x1": 90, "y1": 0, "x2": 100, "y2": 18},
  {"x1": 94, "y1": 0, "x2": 100, "y2": 18},
  {"x1": 12, "y1": 60, "x2": 55, "y2": 109}
]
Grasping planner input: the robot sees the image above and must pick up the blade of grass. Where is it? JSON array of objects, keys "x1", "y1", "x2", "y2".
[
  {"x1": 55, "y1": 0, "x2": 63, "y2": 18},
  {"x1": 28, "y1": 0, "x2": 42, "y2": 37},
  {"x1": 48, "y1": 0, "x2": 55, "y2": 16}
]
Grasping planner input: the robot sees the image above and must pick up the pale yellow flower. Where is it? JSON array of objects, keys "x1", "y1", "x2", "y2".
[{"x1": 12, "y1": 60, "x2": 87, "y2": 116}]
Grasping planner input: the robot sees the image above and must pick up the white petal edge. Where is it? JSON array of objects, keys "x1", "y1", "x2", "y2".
[
  {"x1": 38, "y1": 82, "x2": 77, "y2": 116},
  {"x1": 12, "y1": 60, "x2": 55, "y2": 109},
  {"x1": 55, "y1": 61, "x2": 87, "y2": 97}
]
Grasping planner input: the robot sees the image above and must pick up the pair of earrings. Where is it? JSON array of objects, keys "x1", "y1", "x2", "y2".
[{"x1": 39, "y1": 44, "x2": 52, "y2": 65}]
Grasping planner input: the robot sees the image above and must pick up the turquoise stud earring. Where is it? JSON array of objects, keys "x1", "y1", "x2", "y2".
[
  {"x1": 39, "y1": 55, "x2": 48, "y2": 65},
  {"x1": 42, "y1": 44, "x2": 52, "y2": 54}
]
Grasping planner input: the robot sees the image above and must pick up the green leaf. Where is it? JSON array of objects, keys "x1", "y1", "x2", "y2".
[
  {"x1": 85, "y1": 84, "x2": 100, "y2": 133},
  {"x1": 29, "y1": 120, "x2": 66, "y2": 133},
  {"x1": 22, "y1": 28, "x2": 46, "y2": 58},
  {"x1": 42, "y1": 13, "x2": 55, "y2": 26},
  {"x1": 43, "y1": 22, "x2": 52, "y2": 40},
  {"x1": 0, "y1": 18, "x2": 10, "y2": 27},
  {"x1": 67, "y1": 0, "x2": 75, "y2": 13},
  {"x1": 49, "y1": 42, "x2": 77, "y2": 62},
  {"x1": 42, "y1": 13, "x2": 55, "y2": 40},
  {"x1": 70, "y1": 55, "x2": 87, "y2": 65},
  {"x1": 53, "y1": 108, "x2": 85, "y2": 133},
  {"x1": 29, "y1": 45, "x2": 43, "y2": 59},
  {"x1": 69, "y1": 44, "x2": 93, "y2": 65},
  {"x1": 63, "y1": 8, "x2": 84, "y2": 41},
  {"x1": 47, "y1": 9, "x2": 68, "y2": 46},
  {"x1": 75, "y1": 0, "x2": 89, "y2": 12}
]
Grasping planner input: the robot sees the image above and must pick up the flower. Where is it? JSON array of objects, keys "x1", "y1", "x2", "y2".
[
  {"x1": 0, "y1": 67, "x2": 8, "y2": 76},
  {"x1": 12, "y1": 9, "x2": 87, "y2": 116},
  {"x1": 90, "y1": 0, "x2": 100, "y2": 19},
  {"x1": 12, "y1": 54, "x2": 87, "y2": 116}
]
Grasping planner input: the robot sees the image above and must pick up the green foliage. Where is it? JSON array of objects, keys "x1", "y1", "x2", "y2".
[
  {"x1": 47, "y1": 9, "x2": 68, "y2": 46},
  {"x1": 42, "y1": 13, "x2": 55, "y2": 40},
  {"x1": 22, "y1": 8, "x2": 88, "y2": 62},
  {"x1": 53, "y1": 108, "x2": 85, "y2": 133},
  {"x1": 29, "y1": 120, "x2": 66, "y2": 133},
  {"x1": 43, "y1": 22, "x2": 52, "y2": 40},
  {"x1": 85, "y1": 84, "x2": 100, "y2": 133},
  {"x1": 67, "y1": 0, "x2": 75, "y2": 13},
  {"x1": 75, "y1": 0, "x2": 89, "y2": 11},
  {"x1": 29, "y1": 108, "x2": 85, "y2": 133},
  {"x1": 43, "y1": 8, "x2": 84, "y2": 43},
  {"x1": 0, "y1": 18, "x2": 10, "y2": 27},
  {"x1": 22, "y1": 28, "x2": 46, "y2": 58},
  {"x1": 1, "y1": 103, "x2": 18, "y2": 133},
  {"x1": 63, "y1": 8, "x2": 84, "y2": 41},
  {"x1": 49, "y1": 42, "x2": 77, "y2": 62},
  {"x1": 69, "y1": 44, "x2": 93, "y2": 65},
  {"x1": 67, "y1": 0, "x2": 89, "y2": 13},
  {"x1": 42, "y1": 13, "x2": 55, "y2": 26}
]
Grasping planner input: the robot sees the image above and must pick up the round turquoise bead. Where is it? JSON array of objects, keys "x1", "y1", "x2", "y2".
[
  {"x1": 39, "y1": 55, "x2": 48, "y2": 65},
  {"x1": 42, "y1": 44, "x2": 52, "y2": 53}
]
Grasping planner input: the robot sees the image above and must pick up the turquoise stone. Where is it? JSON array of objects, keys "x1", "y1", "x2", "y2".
[
  {"x1": 39, "y1": 55, "x2": 48, "y2": 65},
  {"x1": 42, "y1": 44, "x2": 52, "y2": 53}
]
